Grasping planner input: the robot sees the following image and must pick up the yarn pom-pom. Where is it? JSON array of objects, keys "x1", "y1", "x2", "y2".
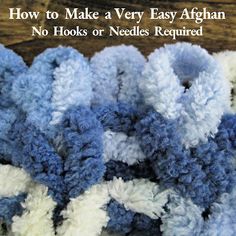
[
  {"x1": 139, "y1": 42, "x2": 231, "y2": 147},
  {"x1": 91, "y1": 45, "x2": 145, "y2": 106}
]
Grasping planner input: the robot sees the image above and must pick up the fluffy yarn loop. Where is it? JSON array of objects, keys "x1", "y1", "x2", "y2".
[
  {"x1": 11, "y1": 121, "x2": 65, "y2": 204},
  {"x1": 0, "y1": 43, "x2": 236, "y2": 236},
  {"x1": 57, "y1": 184, "x2": 110, "y2": 236},
  {"x1": 91, "y1": 45, "x2": 145, "y2": 106},
  {"x1": 11, "y1": 46, "x2": 92, "y2": 135},
  {"x1": 140, "y1": 42, "x2": 231, "y2": 147},
  {"x1": 60, "y1": 106, "x2": 105, "y2": 198}
]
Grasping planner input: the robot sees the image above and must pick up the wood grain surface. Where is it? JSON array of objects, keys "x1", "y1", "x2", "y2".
[{"x1": 0, "y1": 0, "x2": 235, "y2": 64}]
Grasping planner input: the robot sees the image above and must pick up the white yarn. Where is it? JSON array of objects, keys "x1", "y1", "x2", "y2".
[
  {"x1": 107, "y1": 177, "x2": 171, "y2": 219},
  {"x1": 0, "y1": 165, "x2": 32, "y2": 197},
  {"x1": 11, "y1": 185, "x2": 56, "y2": 236},
  {"x1": 213, "y1": 51, "x2": 236, "y2": 112},
  {"x1": 103, "y1": 130, "x2": 146, "y2": 165},
  {"x1": 57, "y1": 184, "x2": 110, "y2": 236}
]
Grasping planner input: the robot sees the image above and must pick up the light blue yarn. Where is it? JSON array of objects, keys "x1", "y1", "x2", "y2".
[
  {"x1": 11, "y1": 46, "x2": 93, "y2": 137},
  {"x1": 161, "y1": 192, "x2": 204, "y2": 236},
  {"x1": 201, "y1": 188, "x2": 236, "y2": 236},
  {"x1": 0, "y1": 44, "x2": 27, "y2": 108},
  {"x1": 90, "y1": 45, "x2": 146, "y2": 107},
  {"x1": 139, "y1": 42, "x2": 231, "y2": 148},
  {"x1": 0, "y1": 44, "x2": 27, "y2": 163}
]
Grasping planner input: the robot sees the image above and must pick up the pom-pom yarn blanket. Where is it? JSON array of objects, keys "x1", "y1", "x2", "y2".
[{"x1": 0, "y1": 42, "x2": 236, "y2": 236}]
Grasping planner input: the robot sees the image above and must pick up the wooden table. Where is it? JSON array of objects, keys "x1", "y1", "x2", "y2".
[{"x1": 0, "y1": 0, "x2": 235, "y2": 64}]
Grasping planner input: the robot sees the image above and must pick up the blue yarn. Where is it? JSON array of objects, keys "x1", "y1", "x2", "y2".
[
  {"x1": 90, "y1": 45, "x2": 145, "y2": 107},
  {"x1": 6, "y1": 105, "x2": 105, "y2": 203},
  {"x1": 0, "y1": 193, "x2": 26, "y2": 225},
  {"x1": 215, "y1": 114, "x2": 236, "y2": 153},
  {"x1": 106, "y1": 199, "x2": 161, "y2": 235},
  {"x1": 0, "y1": 108, "x2": 23, "y2": 164},
  {"x1": 202, "y1": 188, "x2": 236, "y2": 235},
  {"x1": 105, "y1": 160, "x2": 155, "y2": 181},
  {"x1": 11, "y1": 46, "x2": 91, "y2": 137},
  {"x1": 93, "y1": 103, "x2": 149, "y2": 180},
  {"x1": 61, "y1": 106, "x2": 105, "y2": 198},
  {"x1": 10, "y1": 121, "x2": 65, "y2": 204},
  {"x1": 135, "y1": 110, "x2": 235, "y2": 207},
  {"x1": 130, "y1": 214, "x2": 162, "y2": 236},
  {"x1": 0, "y1": 45, "x2": 27, "y2": 163},
  {"x1": 0, "y1": 44, "x2": 27, "y2": 108},
  {"x1": 93, "y1": 103, "x2": 139, "y2": 134},
  {"x1": 107, "y1": 200, "x2": 135, "y2": 234},
  {"x1": 139, "y1": 42, "x2": 231, "y2": 148}
]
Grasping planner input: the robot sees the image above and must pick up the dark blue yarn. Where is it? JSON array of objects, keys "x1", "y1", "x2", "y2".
[
  {"x1": 107, "y1": 200, "x2": 135, "y2": 234},
  {"x1": 105, "y1": 160, "x2": 155, "y2": 181},
  {"x1": 93, "y1": 103, "x2": 149, "y2": 182},
  {"x1": 61, "y1": 106, "x2": 105, "y2": 198},
  {"x1": 107, "y1": 199, "x2": 161, "y2": 235},
  {"x1": 93, "y1": 103, "x2": 139, "y2": 134},
  {"x1": 10, "y1": 121, "x2": 65, "y2": 204},
  {"x1": 0, "y1": 193, "x2": 26, "y2": 225},
  {"x1": 215, "y1": 114, "x2": 236, "y2": 153},
  {"x1": 6, "y1": 106, "x2": 105, "y2": 204},
  {"x1": 135, "y1": 110, "x2": 236, "y2": 208},
  {"x1": 129, "y1": 214, "x2": 162, "y2": 236}
]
